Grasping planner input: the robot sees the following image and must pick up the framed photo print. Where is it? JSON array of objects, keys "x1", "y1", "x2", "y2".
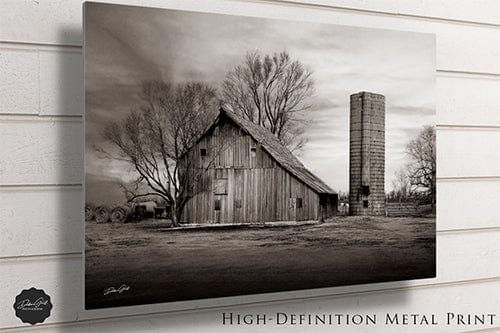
[{"x1": 84, "y1": 2, "x2": 436, "y2": 309}]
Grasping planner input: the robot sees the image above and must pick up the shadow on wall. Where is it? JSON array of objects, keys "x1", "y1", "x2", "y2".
[
  {"x1": 56, "y1": 23, "x2": 412, "y2": 326},
  {"x1": 53, "y1": 26, "x2": 86, "y2": 325}
]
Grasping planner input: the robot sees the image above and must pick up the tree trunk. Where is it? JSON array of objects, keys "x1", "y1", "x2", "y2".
[
  {"x1": 171, "y1": 202, "x2": 183, "y2": 228},
  {"x1": 171, "y1": 202, "x2": 179, "y2": 227},
  {"x1": 171, "y1": 214, "x2": 179, "y2": 227}
]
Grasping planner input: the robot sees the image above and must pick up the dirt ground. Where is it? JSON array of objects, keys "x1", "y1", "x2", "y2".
[{"x1": 85, "y1": 216, "x2": 435, "y2": 309}]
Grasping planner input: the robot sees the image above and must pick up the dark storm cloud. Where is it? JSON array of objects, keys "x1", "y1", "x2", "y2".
[{"x1": 85, "y1": 2, "x2": 435, "y2": 192}]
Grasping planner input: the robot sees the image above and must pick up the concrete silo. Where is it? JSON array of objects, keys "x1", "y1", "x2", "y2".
[{"x1": 349, "y1": 92, "x2": 386, "y2": 216}]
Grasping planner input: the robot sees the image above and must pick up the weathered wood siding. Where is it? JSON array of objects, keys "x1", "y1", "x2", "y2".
[
  {"x1": 182, "y1": 117, "x2": 320, "y2": 223},
  {"x1": 186, "y1": 119, "x2": 276, "y2": 170}
]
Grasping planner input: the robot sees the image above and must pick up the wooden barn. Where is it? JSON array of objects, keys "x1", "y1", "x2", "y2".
[{"x1": 181, "y1": 107, "x2": 337, "y2": 224}]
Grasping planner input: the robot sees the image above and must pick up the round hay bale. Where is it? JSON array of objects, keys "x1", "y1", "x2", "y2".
[
  {"x1": 84, "y1": 204, "x2": 95, "y2": 221},
  {"x1": 110, "y1": 205, "x2": 131, "y2": 223},
  {"x1": 94, "y1": 205, "x2": 110, "y2": 223}
]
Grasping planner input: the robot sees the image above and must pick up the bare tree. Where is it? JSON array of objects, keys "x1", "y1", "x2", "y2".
[
  {"x1": 100, "y1": 80, "x2": 219, "y2": 226},
  {"x1": 221, "y1": 51, "x2": 314, "y2": 152},
  {"x1": 406, "y1": 126, "x2": 436, "y2": 207},
  {"x1": 391, "y1": 167, "x2": 411, "y2": 201}
]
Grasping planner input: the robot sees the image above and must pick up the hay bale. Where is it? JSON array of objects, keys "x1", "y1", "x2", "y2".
[
  {"x1": 85, "y1": 204, "x2": 95, "y2": 221},
  {"x1": 94, "y1": 205, "x2": 110, "y2": 223},
  {"x1": 110, "y1": 205, "x2": 131, "y2": 223}
]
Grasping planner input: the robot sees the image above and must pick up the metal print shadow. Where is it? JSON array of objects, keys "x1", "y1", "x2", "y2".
[{"x1": 84, "y1": 2, "x2": 436, "y2": 309}]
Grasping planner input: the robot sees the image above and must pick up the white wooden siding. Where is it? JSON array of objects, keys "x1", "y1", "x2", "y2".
[{"x1": 0, "y1": 0, "x2": 499, "y2": 332}]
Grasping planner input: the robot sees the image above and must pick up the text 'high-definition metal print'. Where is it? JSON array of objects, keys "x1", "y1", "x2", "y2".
[{"x1": 84, "y1": 2, "x2": 436, "y2": 309}]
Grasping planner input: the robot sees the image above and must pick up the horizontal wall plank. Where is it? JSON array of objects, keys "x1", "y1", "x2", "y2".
[
  {"x1": 0, "y1": 239, "x2": 500, "y2": 328},
  {"x1": 1, "y1": 0, "x2": 500, "y2": 75},
  {"x1": 284, "y1": 0, "x2": 500, "y2": 26},
  {"x1": 0, "y1": 49, "x2": 39, "y2": 115},
  {"x1": 437, "y1": 74, "x2": 500, "y2": 126},
  {"x1": 0, "y1": 0, "x2": 82, "y2": 46},
  {"x1": 39, "y1": 49, "x2": 83, "y2": 116},
  {"x1": 0, "y1": 120, "x2": 83, "y2": 185},
  {"x1": 468, "y1": 328, "x2": 500, "y2": 333},
  {"x1": 1, "y1": 179, "x2": 499, "y2": 257},
  {"x1": 437, "y1": 179, "x2": 500, "y2": 231},
  {"x1": 0, "y1": 187, "x2": 82, "y2": 257},
  {"x1": 0, "y1": 47, "x2": 83, "y2": 116},
  {"x1": 437, "y1": 128, "x2": 500, "y2": 178}
]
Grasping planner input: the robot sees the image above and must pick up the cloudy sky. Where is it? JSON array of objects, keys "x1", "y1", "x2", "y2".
[{"x1": 85, "y1": 2, "x2": 435, "y2": 199}]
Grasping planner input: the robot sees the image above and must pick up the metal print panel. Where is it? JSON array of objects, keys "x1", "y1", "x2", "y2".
[{"x1": 84, "y1": 2, "x2": 436, "y2": 309}]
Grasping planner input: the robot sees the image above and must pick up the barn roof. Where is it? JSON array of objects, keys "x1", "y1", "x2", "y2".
[{"x1": 220, "y1": 107, "x2": 336, "y2": 195}]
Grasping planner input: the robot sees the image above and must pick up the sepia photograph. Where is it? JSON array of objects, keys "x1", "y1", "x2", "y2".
[{"x1": 84, "y1": 2, "x2": 436, "y2": 309}]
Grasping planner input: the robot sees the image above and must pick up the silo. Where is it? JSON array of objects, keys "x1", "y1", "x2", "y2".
[{"x1": 349, "y1": 92, "x2": 386, "y2": 216}]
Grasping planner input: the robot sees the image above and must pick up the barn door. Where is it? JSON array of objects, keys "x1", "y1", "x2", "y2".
[
  {"x1": 233, "y1": 169, "x2": 243, "y2": 223},
  {"x1": 213, "y1": 195, "x2": 224, "y2": 224},
  {"x1": 213, "y1": 168, "x2": 228, "y2": 224},
  {"x1": 288, "y1": 197, "x2": 303, "y2": 221},
  {"x1": 288, "y1": 198, "x2": 297, "y2": 221}
]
